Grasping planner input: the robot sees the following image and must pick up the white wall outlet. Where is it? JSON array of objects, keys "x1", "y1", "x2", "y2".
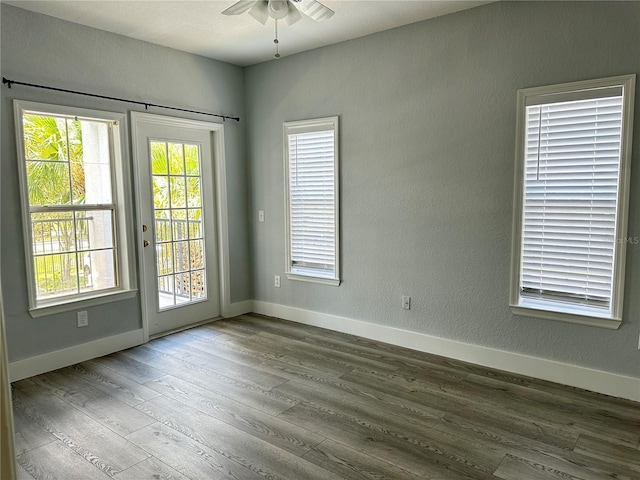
[
  {"x1": 258, "y1": 210, "x2": 265, "y2": 222},
  {"x1": 402, "y1": 296, "x2": 411, "y2": 310},
  {"x1": 274, "y1": 275, "x2": 281, "y2": 288},
  {"x1": 77, "y1": 310, "x2": 89, "y2": 327}
]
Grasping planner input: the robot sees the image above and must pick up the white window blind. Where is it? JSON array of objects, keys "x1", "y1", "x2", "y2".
[
  {"x1": 289, "y1": 129, "x2": 335, "y2": 273},
  {"x1": 285, "y1": 117, "x2": 339, "y2": 284},
  {"x1": 520, "y1": 95, "x2": 623, "y2": 309}
]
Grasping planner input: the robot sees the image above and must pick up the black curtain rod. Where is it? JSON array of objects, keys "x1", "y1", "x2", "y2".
[{"x1": 2, "y1": 77, "x2": 240, "y2": 122}]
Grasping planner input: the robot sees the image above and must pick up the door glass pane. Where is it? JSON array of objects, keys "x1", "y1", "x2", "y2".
[
  {"x1": 156, "y1": 243, "x2": 173, "y2": 275},
  {"x1": 170, "y1": 177, "x2": 186, "y2": 208},
  {"x1": 155, "y1": 209, "x2": 171, "y2": 243},
  {"x1": 173, "y1": 241, "x2": 189, "y2": 273},
  {"x1": 192, "y1": 270, "x2": 206, "y2": 299},
  {"x1": 151, "y1": 142, "x2": 168, "y2": 175},
  {"x1": 151, "y1": 141, "x2": 207, "y2": 310},
  {"x1": 188, "y1": 209, "x2": 202, "y2": 239},
  {"x1": 185, "y1": 144, "x2": 199, "y2": 176},
  {"x1": 171, "y1": 210, "x2": 188, "y2": 241},
  {"x1": 176, "y1": 273, "x2": 190, "y2": 305},
  {"x1": 187, "y1": 178, "x2": 201, "y2": 207},
  {"x1": 169, "y1": 143, "x2": 185, "y2": 175},
  {"x1": 190, "y1": 240, "x2": 204, "y2": 270}
]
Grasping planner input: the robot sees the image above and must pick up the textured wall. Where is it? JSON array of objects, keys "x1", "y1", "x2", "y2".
[
  {"x1": 245, "y1": 1, "x2": 640, "y2": 377},
  {"x1": 0, "y1": 4, "x2": 251, "y2": 362}
]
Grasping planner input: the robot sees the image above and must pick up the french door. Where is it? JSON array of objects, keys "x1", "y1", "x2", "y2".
[{"x1": 133, "y1": 113, "x2": 220, "y2": 337}]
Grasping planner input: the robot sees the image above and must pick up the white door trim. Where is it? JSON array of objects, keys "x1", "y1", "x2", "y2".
[{"x1": 131, "y1": 112, "x2": 231, "y2": 342}]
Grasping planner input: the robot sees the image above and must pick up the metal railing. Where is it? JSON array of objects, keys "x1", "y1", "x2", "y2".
[
  {"x1": 31, "y1": 216, "x2": 93, "y2": 295},
  {"x1": 155, "y1": 218, "x2": 204, "y2": 300}
]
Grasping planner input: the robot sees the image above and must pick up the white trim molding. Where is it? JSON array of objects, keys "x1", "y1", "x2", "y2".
[
  {"x1": 130, "y1": 112, "x2": 231, "y2": 340},
  {"x1": 8, "y1": 329, "x2": 144, "y2": 382},
  {"x1": 7, "y1": 299, "x2": 249, "y2": 382},
  {"x1": 225, "y1": 300, "x2": 253, "y2": 318},
  {"x1": 252, "y1": 301, "x2": 640, "y2": 402},
  {"x1": 509, "y1": 74, "x2": 636, "y2": 328},
  {"x1": 284, "y1": 116, "x2": 340, "y2": 286},
  {"x1": 13, "y1": 100, "x2": 138, "y2": 317}
]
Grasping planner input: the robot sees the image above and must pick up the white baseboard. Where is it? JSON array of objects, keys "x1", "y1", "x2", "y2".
[
  {"x1": 9, "y1": 329, "x2": 145, "y2": 382},
  {"x1": 252, "y1": 301, "x2": 640, "y2": 402},
  {"x1": 8, "y1": 298, "x2": 251, "y2": 383},
  {"x1": 10, "y1": 302, "x2": 638, "y2": 402},
  {"x1": 225, "y1": 300, "x2": 253, "y2": 318}
]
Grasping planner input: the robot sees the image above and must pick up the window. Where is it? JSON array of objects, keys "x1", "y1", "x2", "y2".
[
  {"x1": 510, "y1": 75, "x2": 635, "y2": 328},
  {"x1": 284, "y1": 117, "x2": 340, "y2": 285},
  {"x1": 15, "y1": 101, "x2": 136, "y2": 316}
]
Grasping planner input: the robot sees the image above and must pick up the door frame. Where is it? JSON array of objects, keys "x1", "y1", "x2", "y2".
[{"x1": 131, "y1": 112, "x2": 231, "y2": 341}]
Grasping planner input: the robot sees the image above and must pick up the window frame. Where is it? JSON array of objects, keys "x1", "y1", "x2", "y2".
[
  {"x1": 509, "y1": 75, "x2": 635, "y2": 329},
  {"x1": 14, "y1": 100, "x2": 137, "y2": 317},
  {"x1": 284, "y1": 116, "x2": 340, "y2": 286}
]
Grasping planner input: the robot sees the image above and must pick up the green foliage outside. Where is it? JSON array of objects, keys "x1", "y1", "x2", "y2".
[
  {"x1": 24, "y1": 118, "x2": 206, "y2": 300},
  {"x1": 23, "y1": 114, "x2": 89, "y2": 297},
  {"x1": 150, "y1": 141, "x2": 206, "y2": 299}
]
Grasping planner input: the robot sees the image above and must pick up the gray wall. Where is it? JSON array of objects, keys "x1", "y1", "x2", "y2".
[
  {"x1": 246, "y1": 1, "x2": 640, "y2": 377},
  {"x1": 1, "y1": 4, "x2": 251, "y2": 362},
  {"x1": 3, "y1": 1, "x2": 639, "y2": 379}
]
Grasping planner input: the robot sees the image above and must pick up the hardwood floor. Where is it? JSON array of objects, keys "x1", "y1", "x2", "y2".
[{"x1": 12, "y1": 313, "x2": 640, "y2": 479}]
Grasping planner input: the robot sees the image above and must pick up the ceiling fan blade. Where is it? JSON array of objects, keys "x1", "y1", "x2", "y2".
[
  {"x1": 284, "y1": 5, "x2": 302, "y2": 26},
  {"x1": 222, "y1": 0, "x2": 258, "y2": 15},
  {"x1": 291, "y1": 0, "x2": 334, "y2": 21},
  {"x1": 248, "y1": 1, "x2": 269, "y2": 24}
]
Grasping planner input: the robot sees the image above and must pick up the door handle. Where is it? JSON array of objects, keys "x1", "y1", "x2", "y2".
[
  {"x1": 142, "y1": 224, "x2": 148, "y2": 232},
  {"x1": 143, "y1": 240, "x2": 150, "y2": 247}
]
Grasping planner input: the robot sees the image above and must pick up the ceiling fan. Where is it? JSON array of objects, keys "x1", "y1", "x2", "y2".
[{"x1": 222, "y1": 0, "x2": 335, "y2": 26}]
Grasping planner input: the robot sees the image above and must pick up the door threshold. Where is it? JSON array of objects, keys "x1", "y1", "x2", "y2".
[{"x1": 149, "y1": 316, "x2": 223, "y2": 340}]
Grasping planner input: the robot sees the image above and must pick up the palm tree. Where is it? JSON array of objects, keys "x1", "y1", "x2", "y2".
[
  {"x1": 23, "y1": 114, "x2": 86, "y2": 294},
  {"x1": 24, "y1": 114, "x2": 85, "y2": 205}
]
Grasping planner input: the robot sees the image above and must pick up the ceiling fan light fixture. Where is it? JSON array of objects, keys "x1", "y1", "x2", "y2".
[
  {"x1": 223, "y1": 0, "x2": 335, "y2": 23},
  {"x1": 268, "y1": 0, "x2": 289, "y2": 20},
  {"x1": 223, "y1": 0, "x2": 335, "y2": 59}
]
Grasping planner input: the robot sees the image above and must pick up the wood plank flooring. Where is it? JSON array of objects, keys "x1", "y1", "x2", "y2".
[{"x1": 12, "y1": 313, "x2": 640, "y2": 479}]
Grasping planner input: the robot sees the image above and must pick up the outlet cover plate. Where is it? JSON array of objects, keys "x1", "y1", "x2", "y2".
[{"x1": 77, "y1": 310, "x2": 88, "y2": 327}]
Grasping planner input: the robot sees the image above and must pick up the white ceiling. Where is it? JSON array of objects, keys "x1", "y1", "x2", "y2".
[{"x1": 4, "y1": 0, "x2": 492, "y2": 66}]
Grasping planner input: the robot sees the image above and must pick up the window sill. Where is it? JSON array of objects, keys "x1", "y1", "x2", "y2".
[
  {"x1": 286, "y1": 273, "x2": 340, "y2": 286},
  {"x1": 29, "y1": 289, "x2": 138, "y2": 318},
  {"x1": 510, "y1": 302, "x2": 621, "y2": 330}
]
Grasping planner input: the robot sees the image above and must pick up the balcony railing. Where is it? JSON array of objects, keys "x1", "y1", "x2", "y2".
[
  {"x1": 31, "y1": 216, "x2": 94, "y2": 297},
  {"x1": 155, "y1": 218, "x2": 205, "y2": 300}
]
